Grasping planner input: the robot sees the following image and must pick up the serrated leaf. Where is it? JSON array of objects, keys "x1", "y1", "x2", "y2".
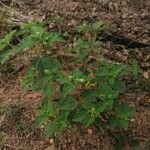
[
  {"x1": 73, "y1": 107, "x2": 95, "y2": 127},
  {"x1": 61, "y1": 83, "x2": 75, "y2": 97},
  {"x1": 95, "y1": 67, "x2": 109, "y2": 77},
  {"x1": 36, "y1": 114, "x2": 49, "y2": 127},
  {"x1": 15, "y1": 35, "x2": 37, "y2": 52},
  {"x1": 97, "y1": 99, "x2": 113, "y2": 112},
  {"x1": 41, "y1": 96, "x2": 55, "y2": 115},
  {"x1": 119, "y1": 118, "x2": 129, "y2": 131},
  {"x1": 0, "y1": 36, "x2": 37, "y2": 65},
  {"x1": 32, "y1": 78, "x2": 44, "y2": 91},
  {"x1": 30, "y1": 25, "x2": 45, "y2": 38},
  {"x1": 59, "y1": 96, "x2": 77, "y2": 111},
  {"x1": 72, "y1": 108, "x2": 87, "y2": 122},
  {"x1": 56, "y1": 73, "x2": 71, "y2": 84},
  {"x1": 0, "y1": 30, "x2": 16, "y2": 51},
  {"x1": 76, "y1": 23, "x2": 89, "y2": 33},
  {"x1": 82, "y1": 89, "x2": 97, "y2": 101},
  {"x1": 85, "y1": 114, "x2": 95, "y2": 127},
  {"x1": 74, "y1": 39, "x2": 90, "y2": 51},
  {"x1": 44, "y1": 84, "x2": 55, "y2": 98},
  {"x1": 21, "y1": 68, "x2": 34, "y2": 90},
  {"x1": 113, "y1": 80, "x2": 126, "y2": 93},
  {"x1": 58, "y1": 111, "x2": 70, "y2": 121},
  {"x1": 45, "y1": 121, "x2": 60, "y2": 139},
  {"x1": 0, "y1": 48, "x2": 14, "y2": 64},
  {"x1": 32, "y1": 56, "x2": 60, "y2": 74},
  {"x1": 96, "y1": 63, "x2": 124, "y2": 78},
  {"x1": 20, "y1": 22, "x2": 45, "y2": 35},
  {"x1": 98, "y1": 84, "x2": 119, "y2": 100},
  {"x1": 72, "y1": 68, "x2": 88, "y2": 83},
  {"x1": 128, "y1": 59, "x2": 141, "y2": 76},
  {"x1": 109, "y1": 115, "x2": 119, "y2": 128},
  {"x1": 92, "y1": 21, "x2": 104, "y2": 32},
  {"x1": 115, "y1": 103, "x2": 135, "y2": 118},
  {"x1": 31, "y1": 74, "x2": 51, "y2": 92},
  {"x1": 43, "y1": 32, "x2": 64, "y2": 43}
]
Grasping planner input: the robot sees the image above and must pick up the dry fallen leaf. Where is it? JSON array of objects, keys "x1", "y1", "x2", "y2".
[{"x1": 143, "y1": 71, "x2": 150, "y2": 79}]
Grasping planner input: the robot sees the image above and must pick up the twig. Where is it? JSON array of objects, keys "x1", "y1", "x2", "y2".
[
  {"x1": 0, "y1": 113, "x2": 6, "y2": 126},
  {"x1": 4, "y1": 144, "x2": 28, "y2": 150},
  {"x1": 0, "y1": 1, "x2": 10, "y2": 9}
]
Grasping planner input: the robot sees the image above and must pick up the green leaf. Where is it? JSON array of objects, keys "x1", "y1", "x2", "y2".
[
  {"x1": 45, "y1": 121, "x2": 60, "y2": 139},
  {"x1": 97, "y1": 99, "x2": 113, "y2": 112},
  {"x1": 32, "y1": 78, "x2": 44, "y2": 91},
  {"x1": 43, "y1": 32, "x2": 64, "y2": 43},
  {"x1": 113, "y1": 80, "x2": 126, "y2": 93},
  {"x1": 76, "y1": 22, "x2": 89, "y2": 33},
  {"x1": 109, "y1": 103, "x2": 135, "y2": 130},
  {"x1": 45, "y1": 111, "x2": 70, "y2": 139},
  {"x1": 20, "y1": 22, "x2": 45, "y2": 35},
  {"x1": 109, "y1": 115, "x2": 119, "y2": 128},
  {"x1": 21, "y1": 68, "x2": 34, "y2": 90},
  {"x1": 41, "y1": 96, "x2": 55, "y2": 115},
  {"x1": 32, "y1": 56, "x2": 60, "y2": 74},
  {"x1": 74, "y1": 39, "x2": 90, "y2": 51},
  {"x1": 59, "y1": 96, "x2": 77, "y2": 111},
  {"x1": 95, "y1": 67, "x2": 109, "y2": 77},
  {"x1": 36, "y1": 96, "x2": 55, "y2": 128},
  {"x1": 0, "y1": 35, "x2": 38, "y2": 65},
  {"x1": 98, "y1": 84, "x2": 119, "y2": 100},
  {"x1": 56, "y1": 73, "x2": 71, "y2": 84},
  {"x1": 85, "y1": 114, "x2": 95, "y2": 127},
  {"x1": 0, "y1": 48, "x2": 14, "y2": 64},
  {"x1": 61, "y1": 83, "x2": 75, "y2": 97},
  {"x1": 82, "y1": 89, "x2": 97, "y2": 101},
  {"x1": 32, "y1": 74, "x2": 51, "y2": 92},
  {"x1": 72, "y1": 108, "x2": 88, "y2": 122},
  {"x1": 109, "y1": 114, "x2": 130, "y2": 131},
  {"x1": 72, "y1": 69, "x2": 88, "y2": 83},
  {"x1": 96, "y1": 63, "x2": 124, "y2": 79},
  {"x1": 15, "y1": 35, "x2": 37, "y2": 52},
  {"x1": 73, "y1": 108, "x2": 95, "y2": 127},
  {"x1": 44, "y1": 84, "x2": 55, "y2": 98},
  {"x1": 119, "y1": 118, "x2": 129, "y2": 131},
  {"x1": 0, "y1": 30, "x2": 16, "y2": 51},
  {"x1": 128, "y1": 59, "x2": 141, "y2": 76},
  {"x1": 92, "y1": 21, "x2": 104, "y2": 32},
  {"x1": 30, "y1": 25, "x2": 45, "y2": 38},
  {"x1": 36, "y1": 114, "x2": 49, "y2": 127},
  {"x1": 72, "y1": 68, "x2": 87, "y2": 79},
  {"x1": 58, "y1": 111, "x2": 70, "y2": 121},
  {"x1": 115, "y1": 103, "x2": 135, "y2": 118},
  {"x1": 115, "y1": 143, "x2": 123, "y2": 150}
]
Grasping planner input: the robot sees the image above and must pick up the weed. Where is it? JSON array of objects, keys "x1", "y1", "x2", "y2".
[{"x1": 0, "y1": 21, "x2": 140, "y2": 139}]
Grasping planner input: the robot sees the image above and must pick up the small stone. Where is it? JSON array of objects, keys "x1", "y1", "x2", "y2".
[
  {"x1": 50, "y1": 138, "x2": 54, "y2": 144},
  {"x1": 87, "y1": 128, "x2": 93, "y2": 134}
]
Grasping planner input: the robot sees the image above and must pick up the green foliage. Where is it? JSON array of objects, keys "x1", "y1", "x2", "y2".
[
  {"x1": 0, "y1": 30, "x2": 16, "y2": 51},
  {"x1": 0, "y1": 21, "x2": 140, "y2": 139},
  {"x1": 77, "y1": 21, "x2": 104, "y2": 33},
  {"x1": 109, "y1": 103, "x2": 135, "y2": 130},
  {"x1": 0, "y1": 22, "x2": 64, "y2": 65}
]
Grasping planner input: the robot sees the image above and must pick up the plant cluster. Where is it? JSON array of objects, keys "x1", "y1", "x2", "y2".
[{"x1": 0, "y1": 21, "x2": 139, "y2": 138}]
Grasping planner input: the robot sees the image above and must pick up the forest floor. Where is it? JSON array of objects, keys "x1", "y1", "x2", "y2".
[{"x1": 0, "y1": 0, "x2": 150, "y2": 149}]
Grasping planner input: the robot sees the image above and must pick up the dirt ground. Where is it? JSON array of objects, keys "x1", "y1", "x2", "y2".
[{"x1": 0, "y1": 0, "x2": 150, "y2": 149}]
